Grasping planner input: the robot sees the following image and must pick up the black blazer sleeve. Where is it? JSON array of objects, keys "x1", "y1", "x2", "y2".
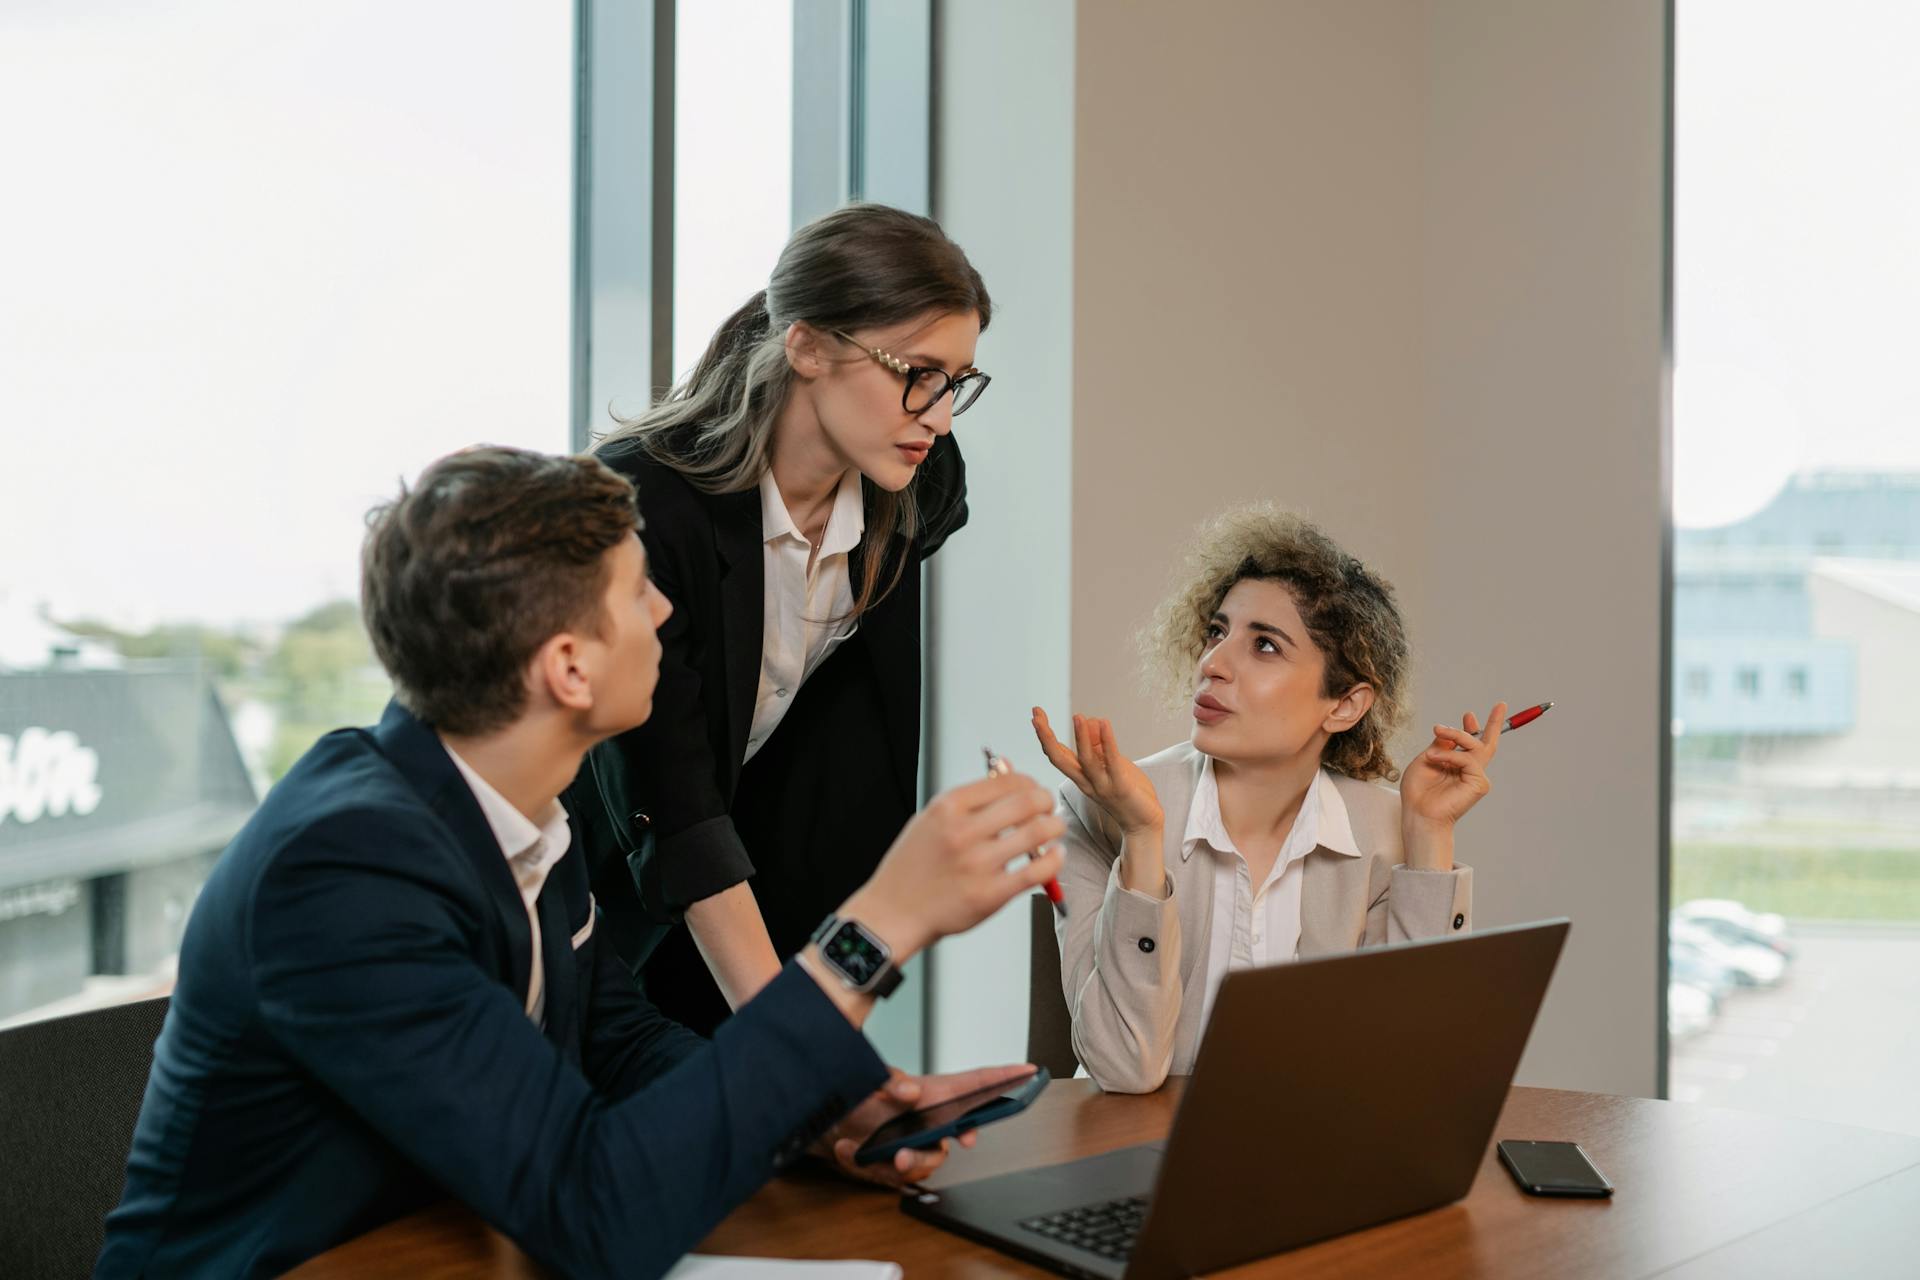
[
  {"x1": 587, "y1": 445, "x2": 757, "y2": 918},
  {"x1": 247, "y1": 816, "x2": 887, "y2": 1280}
]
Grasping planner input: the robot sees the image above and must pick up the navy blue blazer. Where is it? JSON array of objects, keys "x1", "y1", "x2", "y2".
[{"x1": 96, "y1": 702, "x2": 887, "y2": 1279}]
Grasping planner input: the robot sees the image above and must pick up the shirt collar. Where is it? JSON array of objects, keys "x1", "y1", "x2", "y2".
[
  {"x1": 1181, "y1": 758, "x2": 1363, "y2": 863},
  {"x1": 1315, "y1": 770, "x2": 1362, "y2": 858},
  {"x1": 757, "y1": 469, "x2": 799, "y2": 543},
  {"x1": 1181, "y1": 755, "x2": 1233, "y2": 861},
  {"x1": 758, "y1": 468, "x2": 866, "y2": 555},
  {"x1": 440, "y1": 740, "x2": 572, "y2": 888},
  {"x1": 820, "y1": 468, "x2": 866, "y2": 556}
]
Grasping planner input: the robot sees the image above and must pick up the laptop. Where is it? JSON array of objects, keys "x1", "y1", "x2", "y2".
[{"x1": 904, "y1": 918, "x2": 1570, "y2": 1279}]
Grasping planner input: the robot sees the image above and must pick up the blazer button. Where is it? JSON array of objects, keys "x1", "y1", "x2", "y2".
[
  {"x1": 1453, "y1": 913, "x2": 1466, "y2": 930},
  {"x1": 630, "y1": 811, "x2": 652, "y2": 830},
  {"x1": 1138, "y1": 937, "x2": 1156, "y2": 954}
]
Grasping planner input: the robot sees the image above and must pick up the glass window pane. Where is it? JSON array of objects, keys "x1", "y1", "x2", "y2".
[
  {"x1": 1671, "y1": 0, "x2": 1920, "y2": 1136},
  {"x1": 672, "y1": 0, "x2": 794, "y2": 388},
  {"x1": 0, "y1": 1, "x2": 571, "y2": 1026}
]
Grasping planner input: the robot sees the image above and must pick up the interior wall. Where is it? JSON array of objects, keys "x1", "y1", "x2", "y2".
[
  {"x1": 1070, "y1": 0, "x2": 1667, "y2": 1096},
  {"x1": 1415, "y1": 0, "x2": 1667, "y2": 1095},
  {"x1": 929, "y1": 0, "x2": 1667, "y2": 1095},
  {"x1": 1071, "y1": 0, "x2": 1428, "y2": 746}
]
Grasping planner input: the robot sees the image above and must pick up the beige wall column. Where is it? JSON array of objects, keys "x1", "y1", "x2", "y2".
[
  {"x1": 930, "y1": 0, "x2": 1667, "y2": 1094},
  {"x1": 1068, "y1": 0, "x2": 1667, "y2": 1095}
]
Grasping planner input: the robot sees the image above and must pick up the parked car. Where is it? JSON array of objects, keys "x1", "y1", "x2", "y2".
[
  {"x1": 1668, "y1": 980, "x2": 1717, "y2": 1041},
  {"x1": 1671, "y1": 917, "x2": 1787, "y2": 987},
  {"x1": 1675, "y1": 898, "x2": 1794, "y2": 961},
  {"x1": 1669, "y1": 935, "x2": 1739, "y2": 1002}
]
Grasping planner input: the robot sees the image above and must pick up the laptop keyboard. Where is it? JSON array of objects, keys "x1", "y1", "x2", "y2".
[{"x1": 1018, "y1": 1193, "x2": 1149, "y2": 1262}]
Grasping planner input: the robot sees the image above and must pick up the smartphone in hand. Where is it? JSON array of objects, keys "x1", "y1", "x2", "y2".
[{"x1": 854, "y1": 1068, "x2": 1051, "y2": 1166}]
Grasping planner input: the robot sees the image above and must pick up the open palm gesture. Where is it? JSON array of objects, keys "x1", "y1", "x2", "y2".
[{"x1": 1030, "y1": 708, "x2": 1164, "y2": 835}]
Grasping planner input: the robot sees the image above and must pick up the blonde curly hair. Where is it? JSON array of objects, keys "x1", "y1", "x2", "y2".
[{"x1": 1140, "y1": 503, "x2": 1411, "y2": 781}]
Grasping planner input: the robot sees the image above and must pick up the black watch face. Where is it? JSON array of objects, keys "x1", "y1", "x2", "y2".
[{"x1": 823, "y1": 922, "x2": 889, "y2": 987}]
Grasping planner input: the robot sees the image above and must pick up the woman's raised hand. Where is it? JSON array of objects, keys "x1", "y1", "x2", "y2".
[
  {"x1": 1397, "y1": 701, "x2": 1506, "y2": 871},
  {"x1": 1031, "y1": 708, "x2": 1165, "y2": 836}
]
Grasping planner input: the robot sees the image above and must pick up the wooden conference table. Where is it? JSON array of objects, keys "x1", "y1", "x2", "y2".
[{"x1": 290, "y1": 1079, "x2": 1920, "y2": 1278}]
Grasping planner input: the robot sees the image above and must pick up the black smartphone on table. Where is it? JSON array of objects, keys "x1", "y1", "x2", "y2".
[
  {"x1": 853, "y1": 1067, "x2": 1050, "y2": 1166},
  {"x1": 1496, "y1": 1139, "x2": 1614, "y2": 1197}
]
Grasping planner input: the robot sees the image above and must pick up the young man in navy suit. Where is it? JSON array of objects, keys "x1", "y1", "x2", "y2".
[{"x1": 95, "y1": 447, "x2": 1065, "y2": 1279}]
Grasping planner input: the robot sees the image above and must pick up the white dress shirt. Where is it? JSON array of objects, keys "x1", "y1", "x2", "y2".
[
  {"x1": 744, "y1": 467, "x2": 865, "y2": 763},
  {"x1": 1185, "y1": 759, "x2": 1363, "y2": 1033},
  {"x1": 442, "y1": 742, "x2": 572, "y2": 1027}
]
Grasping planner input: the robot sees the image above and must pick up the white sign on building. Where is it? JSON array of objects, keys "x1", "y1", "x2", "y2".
[{"x1": 0, "y1": 727, "x2": 104, "y2": 826}]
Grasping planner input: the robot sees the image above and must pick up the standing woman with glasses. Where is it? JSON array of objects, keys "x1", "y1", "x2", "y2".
[{"x1": 570, "y1": 203, "x2": 994, "y2": 1035}]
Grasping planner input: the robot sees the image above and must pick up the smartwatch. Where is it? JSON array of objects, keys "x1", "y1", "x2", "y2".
[{"x1": 810, "y1": 913, "x2": 905, "y2": 998}]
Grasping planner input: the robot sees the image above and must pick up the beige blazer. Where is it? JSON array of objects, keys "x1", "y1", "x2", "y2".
[{"x1": 1055, "y1": 741, "x2": 1473, "y2": 1093}]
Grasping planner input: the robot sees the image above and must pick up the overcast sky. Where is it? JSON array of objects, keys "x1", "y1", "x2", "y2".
[
  {"x1": 1675, "y1": 0, "x2": 1920, "y2": 524},
  {"x1": 0, "y1": 0, "x2": 788, "y2": 631},
  {"x1": 2, "y1": 1, "x2": 1916, "y2": 625}
]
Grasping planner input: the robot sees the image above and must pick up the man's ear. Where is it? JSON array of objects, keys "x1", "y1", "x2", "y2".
[
  {"x1": 1324, "y1": 683, "x2": 1376, "y2": 735},
  {"x1": 783, "y1": 320, "x2": 828, "y2": 379},
  {"x1": 532, "y1": 632, "x2": 594, "y2": 713}
]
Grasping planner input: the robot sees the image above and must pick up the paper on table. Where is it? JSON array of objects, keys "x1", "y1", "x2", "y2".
[{"x1": 664, "y1": 1257, "x2": 901, "y2": 1280}]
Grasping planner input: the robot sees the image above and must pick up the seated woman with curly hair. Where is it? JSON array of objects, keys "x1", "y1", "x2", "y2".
[{"x1": 1033, "y1": 504, "x2": 1509, "y2": 1093}]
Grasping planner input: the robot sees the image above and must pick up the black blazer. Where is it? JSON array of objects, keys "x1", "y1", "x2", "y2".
[
  {"x1": 96, "y1": 702, "x2": 886, "y2": 1280},
  {"x1": 575, "y1": 432, "x2": 968, "y2": 1029}
]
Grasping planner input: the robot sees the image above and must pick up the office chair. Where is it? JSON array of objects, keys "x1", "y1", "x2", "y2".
[
  {"x1": 1026, "y1": 894, "x2": 1079, "y2": 1078},
  {"x1": 0, "y1": 996, "x2": 169, "y2": 1279}
]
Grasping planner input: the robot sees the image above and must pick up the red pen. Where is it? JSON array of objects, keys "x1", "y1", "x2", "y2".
[
  {"x1": 1500, "y1": 702, "x2": 1554, "y2": 734},
  {"x1": 984, "y1": 748, "x2": 1068, "y2": 918}
]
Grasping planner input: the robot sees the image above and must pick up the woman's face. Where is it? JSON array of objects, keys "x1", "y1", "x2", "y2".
[
  {"x1": 800, "y1": 308, "x2": 982, "y2": 492},
  {"x1": 1189, "y1": 578, "x2": 1356, "y2": 766}
]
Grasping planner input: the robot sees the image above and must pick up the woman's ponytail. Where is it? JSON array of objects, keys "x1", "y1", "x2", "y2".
[
  {"x1": 685, "y1": 289, "x2": 772, "y2": 392},
  {"x1": 594, "y1": 285, "x2": 792, "y2": 485}
]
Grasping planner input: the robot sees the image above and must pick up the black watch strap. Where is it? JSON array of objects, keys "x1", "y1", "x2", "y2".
[
  {"x1": 868, "y1": 961, "x2": 905, "y2": 999},
  {"x1": 810, "y1": 914, "x2": 906, "y2": 998}
]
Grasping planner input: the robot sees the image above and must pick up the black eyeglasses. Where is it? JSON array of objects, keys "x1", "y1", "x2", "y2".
[{"x1": 833, "y1": 330, "x2": 992, "y2": 417}]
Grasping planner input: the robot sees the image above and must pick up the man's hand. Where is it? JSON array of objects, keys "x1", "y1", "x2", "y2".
[
  {"x1": 815, "y1": 1063, "x2": 1040, "y2": 1189},
  {"x1": 844, "y1": 771, "x2": 1065, "y2": 964}
]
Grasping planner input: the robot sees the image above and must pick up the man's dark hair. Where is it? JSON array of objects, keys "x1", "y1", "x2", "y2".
[{"x1": 361, "y1": 447, "x2": 640, "y2": 734}]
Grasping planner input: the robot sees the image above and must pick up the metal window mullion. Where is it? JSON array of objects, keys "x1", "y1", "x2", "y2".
[{"x1": 570, "y1": 0, "x2": 675, "y2": 453}]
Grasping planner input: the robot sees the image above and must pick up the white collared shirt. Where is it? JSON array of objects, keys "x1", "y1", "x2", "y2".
[
  {"x1": 442, "y1": 742, "x2": 572, "y2": 1027},
  {"x1": 744, "y1": 467, "x2": 865, "y2": 762},
  {"x1": 1185, "y1": 759, "x2": 1363, "y2": 1033}
]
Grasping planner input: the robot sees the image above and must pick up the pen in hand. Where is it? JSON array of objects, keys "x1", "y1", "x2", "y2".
[
  {"x1": 1499, "y1": 701, "x2": 1553, "y2": 735},
  {"x1": 1446, "y1": 701, "x2": 1552, "y2": 750},
  {"x1": 984, "y1": 748, "x2": 1068, "y2": 918}
]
